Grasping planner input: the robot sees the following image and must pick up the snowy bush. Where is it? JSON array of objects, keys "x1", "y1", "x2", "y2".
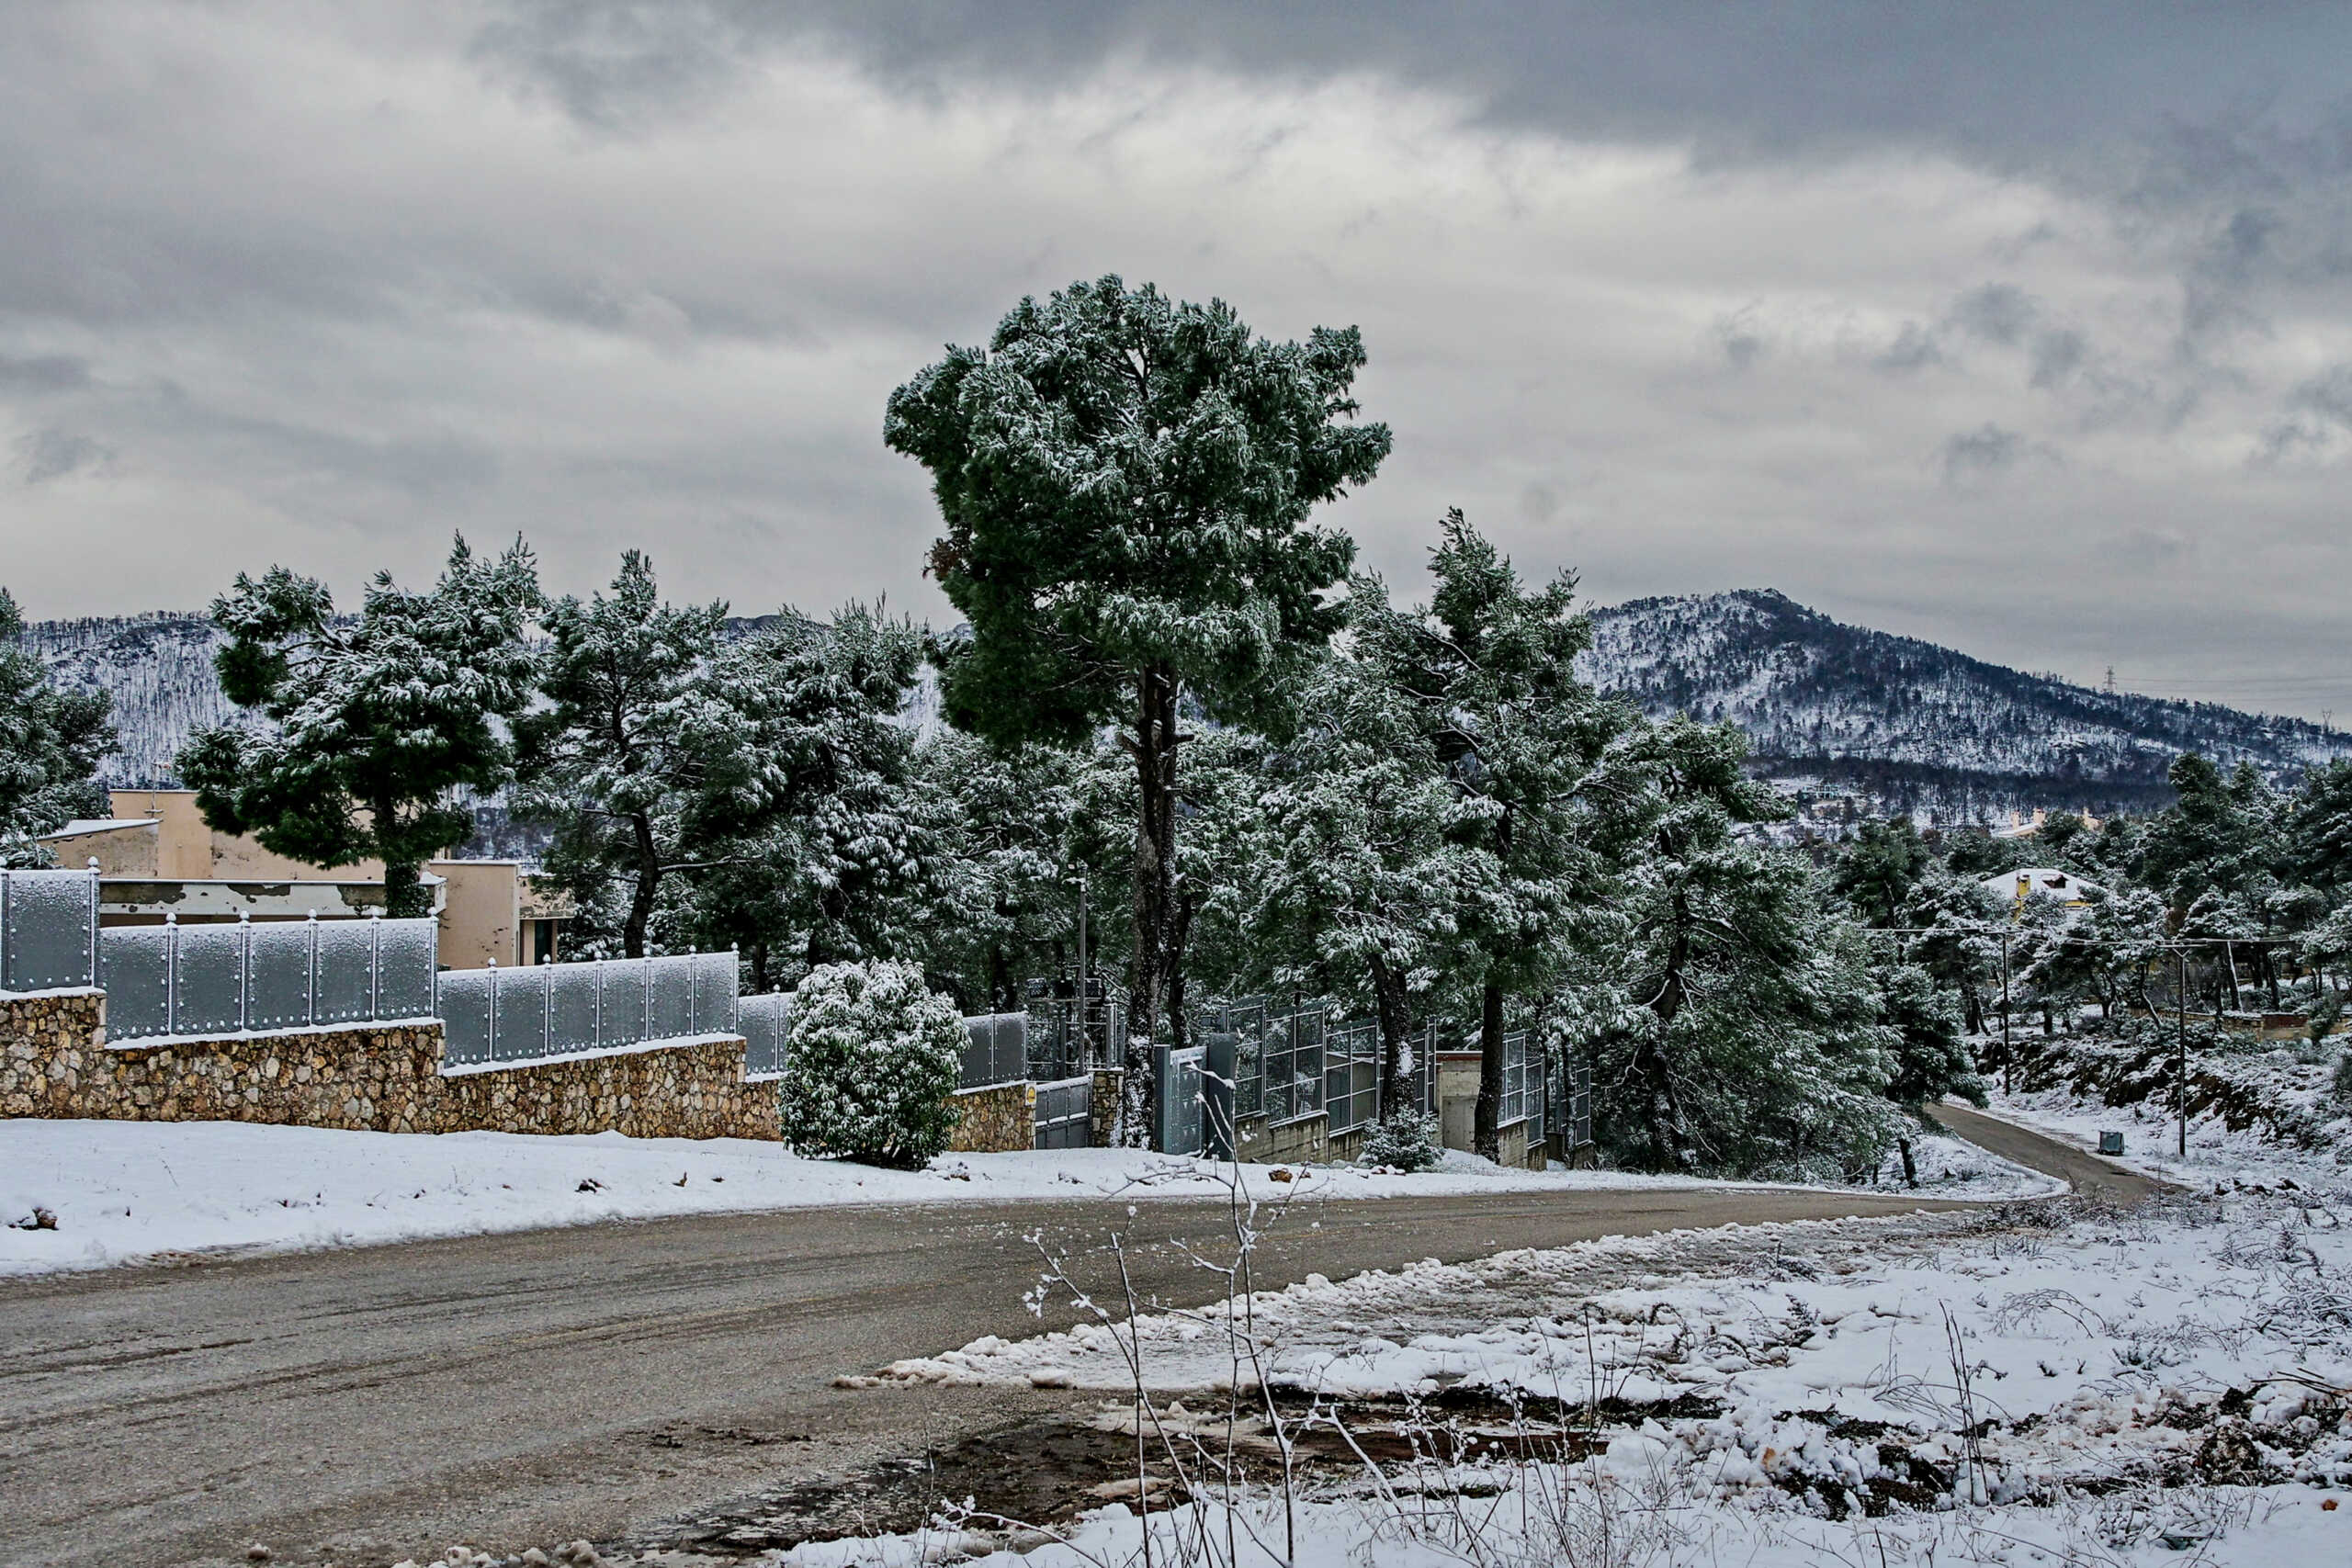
[
  {"x1": 1359, "y1": 1113, "x2": 1442, "y2": 1173},
  {"x1": 781, "y1": 960, "x2": 964, "y2": 1168}
]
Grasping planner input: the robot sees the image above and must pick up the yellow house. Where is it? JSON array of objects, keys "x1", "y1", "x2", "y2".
[{"x1": 37, "y1": 789, "x2": 567, "y2": 968}]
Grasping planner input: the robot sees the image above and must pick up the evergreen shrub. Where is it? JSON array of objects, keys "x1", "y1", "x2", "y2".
[{"x1": 782, "y1": 960, "x2": 964, "y2": 1168}]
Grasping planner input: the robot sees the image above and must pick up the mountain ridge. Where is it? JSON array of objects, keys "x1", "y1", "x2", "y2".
[{"x1": 23, "y1": 593, "x2": 2348, "y2": 825}]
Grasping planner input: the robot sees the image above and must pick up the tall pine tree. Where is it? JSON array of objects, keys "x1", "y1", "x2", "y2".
[{"x1": 885, "y1": 276, "x2": 1390, "y2": 1143}]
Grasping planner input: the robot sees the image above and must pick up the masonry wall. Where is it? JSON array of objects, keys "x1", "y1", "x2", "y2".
[
  {"x1": 1235, "y1": 1111, "x2": 1330, "y2": 1167},
  {"x1": 946, "y1": 1081, "x2": 1035, "y2": 1154},
  {"x1": 1, "y1": 990, "x2": 779, "y2": 1140}
]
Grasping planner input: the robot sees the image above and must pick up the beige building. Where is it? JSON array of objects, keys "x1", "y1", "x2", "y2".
[{"x1": 37, "y1": 790, "x2": 567, "y2": 968}]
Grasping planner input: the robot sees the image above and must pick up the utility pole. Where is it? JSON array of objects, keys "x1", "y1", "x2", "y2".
[
  {"x1": 1073, "y1": 871, "x2": 1090, "y2": 1066},
  {"x1": 2176, "y1": 948, "x2": 2189, "y2": 1158},
  {"x1": 2000, "y1": 933, "x2": 2014, "y2": 1095}
]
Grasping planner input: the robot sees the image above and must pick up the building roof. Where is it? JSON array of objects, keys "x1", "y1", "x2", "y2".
[
  {"x1": 40, "y1": 818, "x2": 159, "y2": 840},
  {"x1": 1981, "y1": 866, "x2": 2102, "y2": 904}
]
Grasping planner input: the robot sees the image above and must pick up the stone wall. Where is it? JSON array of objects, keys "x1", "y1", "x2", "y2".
[
  {"x1": 1090, "y1": 1069, "x2": 1125, "y2": 1147},
  {"x1": 1, "y1": 990, "x2": 778, "y2": 1141},
  {"x1": 1236, "y1": 1110, "x2": 1330, "y2": 1167},
  {"x1": 946, "y1": 1080, "x2": 1035, "y2": 1154},
  {"x1": 436, "y1": 1043, "x2": 778, "y2": 1140}
]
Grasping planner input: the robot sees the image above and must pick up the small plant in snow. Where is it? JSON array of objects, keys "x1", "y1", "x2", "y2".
[
  {"x1": 781, "y1": 960, "x2": 963, "y2": 1168},
  {"x1": 1360, "y1": 1113, "x2": 1443, "y2": 1173}
]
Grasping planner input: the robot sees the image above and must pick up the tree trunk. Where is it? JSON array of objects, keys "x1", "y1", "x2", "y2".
[
  {"x1": 1474, "y1": 980, "x2": 1505, "y2": 1162},
  {"x1": 1120, "y1": 665, "x2": 1182, "y2": 1147},
  {"x1": 381, "y1": 856, "x2": 428, "y2": 921},
  {"x1": 624, "y1": 811, "x2": 660, "y2": 959},
  {"x1": 1898, "y1": 1136, "x2": 1918, "y2": 1189},
  {"x1": 1370, "y1": 954, "x2": 1413, "y2": 1123}
]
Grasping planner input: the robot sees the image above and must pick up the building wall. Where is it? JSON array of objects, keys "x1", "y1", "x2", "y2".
[
  {"x1": 430, "y1": 859, "x2": 523, "y2": 969},
  {"x1": 107, "y1": 788, "x2": 386, "y2": 881},
  {"x1": 0, "y1": 991, "x2": 778, "y2": 1140},
  {"x1": 41, "y1": 820, "x2": 160, "y2": 876}
]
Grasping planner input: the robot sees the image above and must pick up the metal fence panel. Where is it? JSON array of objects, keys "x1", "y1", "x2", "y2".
[
  {"x1": 492, "y1": 967, "x2": 549, "y2": 1063},
  {"x1": 312, "y1": 919, "x2": 379, "y2": 1024},
  {"x1": 244, "y1": 923, "x2": 314, "y2": 1032},
  {"x1": 1035, "y1": 1075, "x2": 1091, "y2": 1149},
  {"x1": 97, "y1": 926, "x2": 171, "y2": 1039},
  {"x1": 548, "y1": 962, "x2": 599, "y2": 1053},
  {"x1": 741, "y1": 992, "x2": 788, "y2": 1077},
  {"x1": 695, "y1": 951, "x2": 739, "y2": 1037},
  {"x1": 1155, "y1": 1045, "x2": 1204, "y2": 1156},
  {"x1": 375, "y1": 919, "x2": 436, "y2": 1018},
  {"x1": 439, "y1": 968, "x2": 492, "y2": 1066},
  {"x1": 961, "y1": 1011, "x2": 1026, "y2": 1089},
  {"x1": 649, "y1": 958, "x2": 694, "y2": 1042},
  {"x1": 172, "y1": 923, "x2": 247, "y2": 1036},
  {"x1": 2, "y1": 869, "x2": 98, "y2": 992},
  {"x1": 600, "y1": 961, "x2": 649, "y2": 1046}
]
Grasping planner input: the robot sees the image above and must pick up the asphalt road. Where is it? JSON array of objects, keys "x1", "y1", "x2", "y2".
[
  {"x1": 1922, "y1": 1100, "x2": 2176, "y2": 1205},
  {"x1": 0, "y1": 1179, "x2": 2007, "y2": 1568},
  {"x1": 6, "y1": 1099, "x2": 2165, "y2": 1568}
]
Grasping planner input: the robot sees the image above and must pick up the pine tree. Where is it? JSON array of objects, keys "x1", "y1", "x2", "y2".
[
  {"x1": 886, "y1": 276, "x2": 1391, "y2": 1144},
  {"x1": 1877, "y1": 961, "x2": 1984, "y2": 1185},
  {"x1": 913, "y1": 732, "x2": 1087, "y2": 1011},
  {"x1": 178, "y1": 536, "x2": 540, "y2": 917},
  {"x1": 513, "y1": 551, "x2": 734, "y2": 958},
  {"x1": 1351, "y1": 513, "x2": 1623, "y2": 1159},
  {"x1": 687, "y1": 604, "x2": 941, "y2": 990},
  {"x1": 1568, "y1": 716, "x2": 1901, "y2": 1177},
  {"x1": 1238, "y1": 638, "x2": 1490, "y2": 1123},
  {"x1": 0, "y1": 588, "x2": 115, "y2": 864}
]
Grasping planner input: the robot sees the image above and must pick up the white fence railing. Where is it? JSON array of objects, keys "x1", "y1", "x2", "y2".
[
  {"x1": 100, "y1": 911, "x2": 440, "y2": 1042},
  {"x1": 0, "y1": 867, "x2": 101, "y2": 994},
  {"x1": 436, "y1": 951, "x2": 741, "y2": 1067}
]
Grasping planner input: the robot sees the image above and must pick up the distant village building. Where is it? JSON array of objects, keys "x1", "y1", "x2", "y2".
[
  {"x1": 1981, "y1": 865, "x2": 2101, "y2": 917},
  {"x1": 36, "y1": 789, "x2": 567, "y2": 968}
]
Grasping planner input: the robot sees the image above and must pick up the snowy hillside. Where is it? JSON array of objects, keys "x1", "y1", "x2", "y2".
[
  {"x1": 1579, "y1": 589, "x2": 2352, "y2": 818},
  {"x1": 24, "y1": 613, "x2": 235, "y2": 786},
  {"x1": 25, "y1": 610, "x2": 942, "y2": 787}
]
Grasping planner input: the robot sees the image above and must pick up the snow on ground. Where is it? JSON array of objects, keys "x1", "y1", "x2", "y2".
[
  {"x1": 854, "y1": 1186, "x2": 2352, "y2": 1568},
  {"x1": 1985, "y1": 1079, "x2": 2351, "y2": 1192},
  {"x1": 0, "y1": 1116, "x2": 2056, "y2": 1278}
]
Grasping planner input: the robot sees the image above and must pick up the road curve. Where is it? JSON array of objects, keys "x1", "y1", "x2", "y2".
[
  {"x1": 1923, "y1": 1100, "x2": 2177, "y2": 1206},
  {"x1": 0, "y1": 1181, "x2": 1988, "y2": 1568}
]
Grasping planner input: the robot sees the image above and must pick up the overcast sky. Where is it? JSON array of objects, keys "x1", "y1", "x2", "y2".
[{"x1": 4, "y1": 2, "x2": 2348, "y2": 716}]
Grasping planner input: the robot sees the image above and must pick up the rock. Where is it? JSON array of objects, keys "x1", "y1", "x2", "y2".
[{"x1": 246, "y1": 1547, "x2": 272, "y2": 1563}]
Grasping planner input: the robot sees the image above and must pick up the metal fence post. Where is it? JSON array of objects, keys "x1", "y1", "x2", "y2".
[
  {"x1": 368, "y1": 908, "x2": 382, "y2": 1021},
  {"x1": 305, "y1": 908, "x2": 320, "y2": 1027},
  {"x1": 593, "y1": 955, "x2": 605, "y2": 1049},
  {"x1": 86, "y1": 860, "x2": 101, "y2": 988},
  {"x1": 236, "y1": 909, "x2": 251, "y2": 1033},
  {"x1": 164, "y1": 911, "x2": 179, "y2": 1035},
  {"x1": 643, "y1": 953, "x2": 652, "y2": 1040},
  {"x1": 487, "y1": 959, "x2": 500, "y2": 1062},
  {"x1": 543, "y1": 951, "x2": 554, "y2": 1051}
]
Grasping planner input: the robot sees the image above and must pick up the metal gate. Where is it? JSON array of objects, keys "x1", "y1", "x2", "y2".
[
  {"x1": 1034, "y1": 1075, "x2": 1092, "y2": 1150},
  {"x1": 1155, "y1": 1044, "x2": 1206, "y2": 1156}
]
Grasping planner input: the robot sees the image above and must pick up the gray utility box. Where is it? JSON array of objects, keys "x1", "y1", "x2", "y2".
[{"x1": 2098, "y1": 1131, "x2": 2126, "y2": 1156}]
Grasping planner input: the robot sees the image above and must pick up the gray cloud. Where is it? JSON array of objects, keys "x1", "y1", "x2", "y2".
[
  {"x1": 0, "y1": 2, "x2": 2346, "y2": 720},
  {"x1": 17, "y1": 429, "x2": 111, "y2": 484}
]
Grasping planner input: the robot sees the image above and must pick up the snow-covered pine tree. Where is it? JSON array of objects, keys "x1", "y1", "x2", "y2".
[
  {"x1": 1238, "y1": 632, "x2": 1489, "y2": 1125},
  {"x1": 780, "y1": 959, "x2": 964, "y2": 1168},
  {"x1": 1569, "y1": 716, "x2": 1903, "y2": 1178},
  {"x1": 177, "y1": 536, "x2": 540, "y2": 917},
  {"x1": 885, "y1": 276, "x2": 1392, "y2": 1145},
  {"x1": 912, "y1": 731, "x2": 1087, "y2": 1012},
  {"x1": 513, "y1": 551, "x2": 735, "y2": 958},
  {"x1": 1350, "y1": 512, "x2": 1623, "y2": 1160},
  {"x1": 686, "y1": 604, "x2": 943, "y2": 991},
  {"x1": 0, "y1": 588, "x2": 114, "y2": 864},
  {"x1": 1877, "y1": 962, "x2": 1984, "y2": 1184}
]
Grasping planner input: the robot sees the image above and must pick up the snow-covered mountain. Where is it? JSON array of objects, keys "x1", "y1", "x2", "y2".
[
  {"x1": 1578, "y1": 589, "x2": 2352, "y2": 819},
  {"x1": 23, "y1": 610, "x2": 944, "y2": 787},
  {"x1": 27, "y1": 593, "x2": 2347, "y2": 823}
]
